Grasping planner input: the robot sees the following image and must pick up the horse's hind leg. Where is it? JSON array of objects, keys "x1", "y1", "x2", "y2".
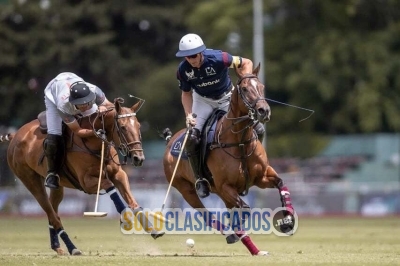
[
  {"x1": 17, "y1": 172, "x2": 81, "y2": 255},
  {"x1": 48, "y1": 187, "x2": 81, "y2": 255},
  {"x1": 48, "y1": 188, "x2": 63, "y2": 254}
]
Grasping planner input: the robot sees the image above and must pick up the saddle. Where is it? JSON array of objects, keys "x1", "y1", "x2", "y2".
[
  {"x1": 169, "y1": 109, "x2": 226, "y2": 184},
  {"x1": 199, "y1": 109, "x2": 226, "y2": 184}
]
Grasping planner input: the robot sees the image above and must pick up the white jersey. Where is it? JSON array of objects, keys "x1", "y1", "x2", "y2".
[{"x1": 44, "y1": 72, "x2": 102, "y2": 123}]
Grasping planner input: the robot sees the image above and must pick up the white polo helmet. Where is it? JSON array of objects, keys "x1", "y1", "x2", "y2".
[{"x1": 176, "y1": 33, "x2": 206, "y2": 57}]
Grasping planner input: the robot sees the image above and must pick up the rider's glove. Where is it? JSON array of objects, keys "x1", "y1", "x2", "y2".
[
  {"x1": 96, "y1": 129, "x2": 106, "y2": 137},
  {"x1": 185, "y1": 113, "x2": 196, "y2": 128}
]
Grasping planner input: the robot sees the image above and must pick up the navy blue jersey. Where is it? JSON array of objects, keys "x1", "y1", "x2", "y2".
[{"x1": 176, "y1": 49, "x2": 234, "y2": 98}]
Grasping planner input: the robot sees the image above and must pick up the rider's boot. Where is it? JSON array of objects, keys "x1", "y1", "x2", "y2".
[
  {"x1": 44, "y1": 134, "x2": 64, "y2": 189},
  {"x1": 186, "y1": 128, "x2": 210, "y2": 198},
  {"x1": 190, "y1": 153, "x2": 210, "y2": 198}
]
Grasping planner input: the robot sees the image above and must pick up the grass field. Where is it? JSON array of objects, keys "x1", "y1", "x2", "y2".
[{"x1": 0, "y1": 216, "x2": 399, "y2": 266}]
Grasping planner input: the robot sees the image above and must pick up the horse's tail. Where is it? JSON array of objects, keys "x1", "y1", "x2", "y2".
[
  {"x1": 0, "y1": 133, "x2": 13, "y2": 143},
  {"x1": 160, "y1": 128, "x2": 173, "y2": 144}
]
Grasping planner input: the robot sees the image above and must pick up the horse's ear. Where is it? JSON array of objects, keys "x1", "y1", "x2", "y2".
[
  {"x1": 114, "y1": 97, "x2": 124, "y2": 112},
  {"x1": 253, "y1": 63, "x2": 261, "y2": 76},
  {"x1": 132, "y1": 100, "x2": 144, "y2": 112}
]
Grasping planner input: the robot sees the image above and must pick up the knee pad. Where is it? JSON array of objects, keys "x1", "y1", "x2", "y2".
[{"x1": 185, "y1": 128, "x2": 201, "y2": 155}]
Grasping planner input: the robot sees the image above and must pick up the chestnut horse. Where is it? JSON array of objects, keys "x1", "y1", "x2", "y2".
[
  {"x1": 162, "y1": 65, "x2": 295, "y2": 256},
  {"x1": 0, "y1": 97, "x2": 163, "y2": 255}
]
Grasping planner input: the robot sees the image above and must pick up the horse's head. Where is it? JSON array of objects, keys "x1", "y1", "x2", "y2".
[
  {"x1": 234, "y1": 63, "x2": 271, "y2": 123},
  {"x1": 100, "y1": 98, "x2": 145, "y2": 167}
]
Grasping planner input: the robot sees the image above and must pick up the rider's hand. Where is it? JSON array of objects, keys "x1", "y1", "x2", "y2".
[
  {"x1": 186, "y1": 113, "x2": 196, "y2": 128},
  {"x1": 96, "y1": 129, "x2": 106, "y2": 137},
  {"x1": 98, "y1": 105, "x2": 108, "y2": 113}
]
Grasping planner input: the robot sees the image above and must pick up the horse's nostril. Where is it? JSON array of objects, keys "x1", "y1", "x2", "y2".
[{"x1": 258, "y1": 108, "x2": 266, "y2": 116}]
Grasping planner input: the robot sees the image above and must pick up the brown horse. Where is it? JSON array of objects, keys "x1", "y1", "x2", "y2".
[
  {"x1": 1, "y1": 97, "x2": 163, "y2": 255},
  {"x1": 162, "y1": 65, "x2": 295, "y2": 256}
]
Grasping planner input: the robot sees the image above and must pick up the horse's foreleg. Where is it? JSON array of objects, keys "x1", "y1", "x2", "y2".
[
  {"x1": 107, "y1": 172, "x2": 164, "y2": 239},
  {"x1": 218, "y1": 184, "x2": 267, "y2": 255},
  {"x1": 108, "y1": 171, "x2": 139, "y2": 209},
  {"x1": 263, "y1": 166, "x2": 296, "y2": 234},
  {"x1": 265, "y1": 166, "x2": 295, "y2": 215}
]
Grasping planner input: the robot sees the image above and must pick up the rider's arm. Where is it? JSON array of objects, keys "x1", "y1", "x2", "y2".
[
  {"x1": 181, "y1": 91, "x2": 193, "y2": 116},
  {"x1": 65, "y1": 120, "x2": 95, "y2": 138},
  {"x1": 230, "y1": 56, "x2": 253, "y2": 76},
  {"x1": 92, "y1": 85, "x2": 113, "y2": 112},
  {"x1": 59, "y1": 112, "x2": 95, "y2": 138}
]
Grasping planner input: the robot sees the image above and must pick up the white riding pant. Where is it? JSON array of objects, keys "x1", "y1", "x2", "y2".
[
  {"x1": 45, "y1": 96, "x2": 63, "y2": 135},
  {"x1": 192, "y1": 91, "x2": 231, "y2": 132}
]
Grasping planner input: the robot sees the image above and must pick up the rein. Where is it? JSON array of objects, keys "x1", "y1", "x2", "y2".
[{"x1": 78, "y1": 107, "x2": 143, "y2": 165}]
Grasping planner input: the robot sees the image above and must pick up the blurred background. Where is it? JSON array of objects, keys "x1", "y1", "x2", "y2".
[{"x1": 0, "y1": 0, "x2": 399, "y2": 217}]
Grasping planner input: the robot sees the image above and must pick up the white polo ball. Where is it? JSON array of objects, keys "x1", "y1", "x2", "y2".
[{"x1": 186, "y1": 238, "x2": 195, "y2": 248}]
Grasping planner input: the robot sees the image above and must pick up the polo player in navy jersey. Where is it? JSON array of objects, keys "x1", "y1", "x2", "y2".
[{"x1": 175, "y1": 33, "x2": 265, "y2": 198}]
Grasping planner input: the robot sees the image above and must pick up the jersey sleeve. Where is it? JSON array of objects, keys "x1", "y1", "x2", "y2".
[
  {"x1": 176, "y1": 68, "x2": 192, "y2": 92},
  {"x1": 86, "y1": 82, "x2": 106, "y2": 105},
  {"x1": 58, "y1": 110, "x2": 76, "y2": 124}
]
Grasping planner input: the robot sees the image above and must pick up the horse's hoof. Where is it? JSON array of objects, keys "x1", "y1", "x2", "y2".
[
  {"x1": 71, "y1": 249, "x2": 82, "y2": 255},
  {"x1": 256, "y1": 251, "x2": 269, "y2": 256},
  {"x1": 151, "y1": 231, "x2": 165, "y2": 240},
  {"x1": 54, "y1": 248, "x2": 65, "y2": 255},
  {"x1": 225, "y1": 233, "x2": 240, "y2": 244}
]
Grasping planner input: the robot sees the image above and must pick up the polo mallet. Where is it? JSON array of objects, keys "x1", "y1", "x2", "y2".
[
  {"x1": 84, "y1": 138, "x2": 107, "y2": 217},
  {"x1": 160, "y1": 115, "x2": 195, "y2": 213}
]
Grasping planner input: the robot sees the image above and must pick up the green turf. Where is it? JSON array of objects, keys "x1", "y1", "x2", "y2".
[{"x1": 0, "y1": 216, "x2": 399, "y2": 266}]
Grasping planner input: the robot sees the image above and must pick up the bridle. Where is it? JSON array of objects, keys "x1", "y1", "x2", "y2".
[
  {"x1": 221, "y1": 74, "x2": 265, "y2": 137},
  {"x1": 91, "y1": 107, "x2": 143, "y2": 164},
  {"x1": 235, "y1": 74, "x2": 265, "y2": 120}
]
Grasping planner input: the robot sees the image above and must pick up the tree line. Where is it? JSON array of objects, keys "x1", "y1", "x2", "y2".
[{"x1": 1, "y1": 0, "x2": 400, "y2": 157}]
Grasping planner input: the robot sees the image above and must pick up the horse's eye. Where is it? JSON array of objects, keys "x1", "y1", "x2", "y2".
[
  {"x1": 120, "y1": 125, "x2": 127, "y2": 131},
  {"x1": 241, "y1": 87, "x2": 248, "y2": 92}
]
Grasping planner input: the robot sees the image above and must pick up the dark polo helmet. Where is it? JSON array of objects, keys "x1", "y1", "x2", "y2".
[{"x1": 69, "y1": 81, "x2": 95, "y2": 105}]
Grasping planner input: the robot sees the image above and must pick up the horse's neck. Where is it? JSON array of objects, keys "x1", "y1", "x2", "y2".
[{"x1": 219, "y1": 107, "x2": 253, "y2": 142}]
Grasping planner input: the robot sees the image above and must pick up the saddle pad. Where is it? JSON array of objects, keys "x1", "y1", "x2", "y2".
[{"x1": 169, "y1": 132, "x2": 189, "y2": 160}]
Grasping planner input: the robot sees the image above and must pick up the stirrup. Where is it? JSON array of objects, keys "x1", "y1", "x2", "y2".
[
  {"x1": 45, "y1": 173, "x2": 60, "y2": 190},
  {"x1": 195, "y1": 178, "x2": 211, "y2": 198}
]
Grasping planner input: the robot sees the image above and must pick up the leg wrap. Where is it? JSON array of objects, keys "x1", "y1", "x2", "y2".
[
  {"x1": 106, "y1": 187, "x2": 126, "y2": 214},
  {"x1": 276, "y1": 180, "x2": 294, "y2": 215},
  {"x1": 57, "y1": 228, "x2": 77, "y2": 255},
  {"x1": 48, "y1": 224, "x2": 60, "y2": 250}
]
